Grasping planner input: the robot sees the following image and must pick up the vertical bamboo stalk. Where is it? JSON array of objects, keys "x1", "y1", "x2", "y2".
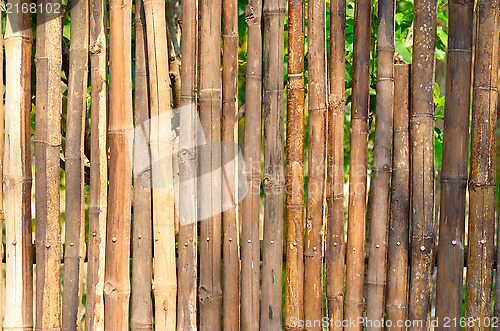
[
  {"x1": 385, "y1": 63, "x2": 410, "y2": 331},
  {"x1": 408, "y1": 0, "x2": 437, "y2": 327},
  {"x1": 34, "y1": 0, "x2": 62, "y2": 329},
  {"x1": 222, "y1": 0, "x2": 240, "y2": 326},
  {"x1": 130, "y1": 0, "x2": 153, "y2": 329},
  {"x1": 260, "y1": 0, "x2": 286, "y2": 327},
  {"x1": 104, "y1": 0, "x2": 133, "y2": 327},
  {"x1": 325, "y1": 0, "x2": 346, "y2": 327},
  {"x1": 465, "y1": 0, "x2": 500, "y2": 325},
  {"x1": 240, "y1": 0, "x2": 262, "y2": 328},
  {"x1": 176, "y1": 0, "x2": 198, "y2": 326},
  {"x1": 285, "y1": 0, "x2": 305, "y2": 326},
  {"x1": 344, "y1": 0, "x2": 371, "y2": 327},
  {"x1": 198, "y1": 0, "x2": 222, "y2": 325},
  {"x1": 86, "y1": 0, "x2": 107, "y2": 328},
  {"x1": 365, "y1": 0, "x2": 395, "y2": 325},
  {"x1": 304, "y1": 0, "x2": 327, "y2": 326},
  {"x1": 0, "y1": 30, "x2": 4, "y2": 331},
  {"x1": 62, "y1": 0, "x2": 89, "y2": 327},
  {"x1": 3, "y1": 3, "x2": 33, "y2": 330},
  {"x1": 435, "y1": 0, "x2": 473, "y2": 326},
  {"x1": 143, "y1": 0, "x2": 177, "y2": 328}
]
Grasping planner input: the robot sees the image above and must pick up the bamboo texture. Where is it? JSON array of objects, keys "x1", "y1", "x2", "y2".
[
  {"x1": 344, "y1": 0, "x2": 371, "y2": 328},
  {"x1": 285, "y1": 0, "x2": 305, "y2": 326},
  {"x1": 325, "y1": 0, "x2": 346, "y2": 327},
  {"x1": 240, "y1": 0, "x2": 263, "y2": 328},
  {"x1": 104, "y1": 0, "x2": 133, "y2": 327},
  {"x1": 4, "y1": 4, "x2": 33, "y2": 330},
  {"x1": 408, "y1": 0, "x2": 437, "y2": 327},
  {"x1": 222, "y1": 0, "x2": 240, "y2": 325},
  {"x1": 385, "y1": 63, "x2": 410, "y2": 331},
  {"x1": 176, "y1": 0, "x2": 198, "y2": 326},
  {"x1": 260, "y1": 0, "x2": 286, "y2": 327},
  {"x1": 465, "y1": 0, "x2": 500, "y2": 326},
  {"x1": 62, "y1": 0, "x2": 89, "y2": 327},
  {"x1": 304, "y1": 0, "x2": 327, "y2": 326},
  {"x1": 86, "y1": 0, "x2": 107, "y2": 328},
  {"x1": 34, "y1": 0, "x2": 62, "y2": 329},
  {"x1": 435, "y1": 0, "x2": 473, "y2": 327},
  {"x1": 365, "y1": 0, "x2": 395, "y2": 325},
  {"x1": 130, "y1": 0, "x2": 153, "y2": 329},
  {"x1": 0, "y1": 30, "x2": 3, "y2": 331}
]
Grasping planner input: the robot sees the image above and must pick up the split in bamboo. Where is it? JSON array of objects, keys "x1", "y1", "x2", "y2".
[
  {"x1": 284, "y1": 0, "x2": 305, "y2": 326},
  {"x1": 86, "y1": 0, "x2": 107, "y2": 328},
  {"x1": 304, "y1": 0, "x2": 327, "y2": 326},
  {"x1": 104, "y1": 0, "x2": 133, "y2": 328},
  {"x1": 344, "y1": 0, "x2": 371, "y2": 327},
  {"x1": 465, "y1": 0, "x2": 500, "y2": 323},
  {"x1": 176, "y1": 0, "x2": 198, "y2": 326},
  {"x1": 325, "y1": 0, "x2": 346, "y2": 327},
  {"x1": 62, "y1": 0, "x2": 89, "y2": 327},
  {"x1": 408, "y1": 0, "x2": 437, "y2": 327},
  {"x1": 240, "y1": 0, "x2": 263, "y2": 328},
  {"x1": 260, "y1": 0, "x2": 286, "y2": 327},
  {"x1": 365, "y1": 0, "x2": 395, "y2": 326},
  {"x1": 385, "y1": 63, "x2": 410, "y2": 331},
  {"x1": 222, "y1": 0, "x2": 240, "y2": 326},
  {"x1": 435, "y1": 0, "x2": 473, "y2": 326},
  {"x1": 130, "y1": 0, "x2": 153, "y2": 329},
  {"x1": 3, "y1": 3, "x2": 33, "y2": 330},
  {"x1": 34, "y1": 0, "x2": 62, "y2": 329}
]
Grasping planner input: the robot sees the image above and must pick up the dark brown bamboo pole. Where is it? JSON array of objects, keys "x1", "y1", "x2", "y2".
[
  {"x1": 240, "y1": 0, "x2": 263, "y2": 328},
  {"x1": 344, "y1": 0, "x2": 371, "y2": 327},
  {"x1": 176, "y1": 0, "x2": 198, "y2": 326},
  {"x1": 365, "y1": 0, "x2": 395, "y2": 325},
  {"x1": 435, "y1": 0, "x2": 473, "y2": 326},
  {"x1": 3, "y1": 4, "x2": 33, "y2": 330},
  {"x1": 304, "y1": 0, "x2": 327, "y2": 326},
  {"x1": 130, "y1": 0, "x2": 153, "y2": 329},
  {"x1": 385, "y1": 63, "x2": 411, "y2": 331},
  {"x1": 222, "y1": 0, "x2": 240, "y2": 326},
  {"x1": 85, "y1": 0, "x2": 107, "y2": 328},
  {"x1": 284, "y1": 0, "x2": 305, "y2": 326},
  {"x1": 408, "y1": 0, "x2": 437, "y2": 327},
  {"x1": 104, "y1": 0, "x2": 133, "y2": 327},
  {"x1": 325, "y1": 0, "x2": 346, "y2": 327},
  {"x1": 62, "y1": 0, "x2": 89, "y2": 327},
  {"x1": 465, "y1": 0, "x2": 500, "y2": 324},
  {"x1": 260, "y1": 0, "x2": 286, "y2": 327},
  {"x1": 198, "y1": 0, "x2": 222, "y2": 325},
  {"x1": 34, "y1": 0, "x2": 62, "y2": 329}
]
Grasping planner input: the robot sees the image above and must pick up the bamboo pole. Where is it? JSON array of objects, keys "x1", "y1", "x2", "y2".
[
  {"x1": 325, "y1": 0, "x2": 346, "y2": 327},
  {"x1": 143, "y1": 0, "x2": 177, "y2": 328},
  {"x1": 176, "y1": 0, "x2": 198, "y2": 326},
  {"x1": 85, "y1": 0, "x2": 107, "y2": 328},
  {"x1": 198, "y1": 0, "x2": 222, "y2": 325},
  {"x1": 240, "y1": 0, "x2": 262, "y2": 328},
  {"x1": 130, "y1": 0, "x2": 153, "y2": 329},
  {"x1": 104, "y1": 0, "x2": 133, "y2": 327},
  {"x1": 3, "y1": 4, "x2": 33, "y2": 330},
  {"x1": 407, "y1": 0, "x2": 437, "y2": 327},
  {"x1": 304, "y1": 0, "x2": 327, "y2": 326},
  {"x1": 284, "y1": 0, "x2": 305, "y2": 326},
  {"x1": 260, "y1": 0, "x2": 286, "y2": 327},
  {"x1": 385, "y1": 63, "x2": 410, "y2": 331},
  {"x1": 34, "y1": 0, "x2": 62, "y2": 329},
  {"x1": 344, "y1": 0, "x2": 371, "y2": 327},
  {"x1": 222, "y1": 0, "x2": 240, "y2": 326},
  {"x1": 465, "y1": 0, "x2": 500, "y2": 325},
  {"x1": 365, "y1": 0, "x2": 395, "y2": 325},
  {"x1": 0, "y1": 30, "x2": 4, "y2": 331},
  {"x1": 435, "y1": 0, "x2": 473, "y2": 326},
  {"x1": 62, "y1": 0, "x2": 89, "y2": 327}
]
